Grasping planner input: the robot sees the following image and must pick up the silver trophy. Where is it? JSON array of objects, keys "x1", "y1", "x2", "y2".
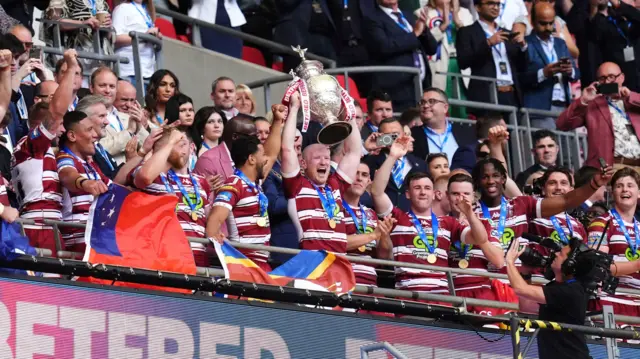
[{"x1": 290, "y1": 46, "x2": 353, "y2": 146}]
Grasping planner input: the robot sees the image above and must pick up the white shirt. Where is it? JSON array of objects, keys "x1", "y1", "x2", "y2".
[
  {"x1": 497, "y1": 0, "x2": 528, "y2": 30},
  {"x1": 479, "y1": 20, "x2": 514, "y2": 86},
  {"x1": 535, "y1": 36, "x2": 570, "y2": 103},
  {"x1": 112, "y1": 2, "x2": 156, "y2": 78},
  {"x1": 222, "y1": 108, "x2": 239, "y2": 120},
  {"x1": 379, "y1": 5, "x2": 427, "y2": 82},
  {"x1": 424, "y1": 122, "x2": 459, "y2": 163}
]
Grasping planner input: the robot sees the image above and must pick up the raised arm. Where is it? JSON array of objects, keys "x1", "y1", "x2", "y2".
[
  {"x1": 0, "y1": 50, "x2": 11, "y2": 121},
  {"x1": 337, "y1": 117, "x2": 362, "y2": 181},
  {"x1": 280, "y1": 93, "x2": 301, "y2": 176},
  {"x1": 540, "y1": 166, "x2": 613, "y2": 217},
  {"x1": 506, "y1": 239, "x2": 546, "y2": 303},
  {"x1": 114, "y1": 128, "x2": 162, "y2": 185},
  {"x1": 133, "y1": 130, "x2": 183, "y2": 189},
  {"x1": 487, "y1": 126, "x2": 523, "y2": 197},
  {"x1": 50, "y1": 50, "x2": 78, "y2": 121},
  {"x1": 371, "y1": 136, "x2": 410, "y2": 215},
  {"x1": 261, "y1": 104, "x2": 286, "y2": 179},
  {"x1": 556, "y1": 82, "x2": 598, "y2": 131}
]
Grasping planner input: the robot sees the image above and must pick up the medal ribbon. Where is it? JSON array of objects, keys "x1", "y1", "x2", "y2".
[
  {"x1": 454, "y1": 241, "x2": 471, "y2": 260},
  {"x1": 549, "y1": 213, "x2": 574, "y2": 245},
  {"x1": 409, "y1": 211, "x2": 438, "y2": 255},
  {"x1": 160, "y1": 169, "x2": 201, "y2": 215},
  {"x1": 611, "y1": 209, "x2": 639, "y2": 256},
  {"x1": 480, "y1": 197, "x2": 508, "y2": 242},
  {"x1": 60, "y1": 146, "x2": 99, "y2": 180},
  {"x1": 343, "y1": 201, "x2": 367, "y2": 234},
  {"x1": 234, "y1": 169, "x2": 268, "y2": 217},
  {"x1": 310, "y1": 182, "x2": 337, "y2": 220}
]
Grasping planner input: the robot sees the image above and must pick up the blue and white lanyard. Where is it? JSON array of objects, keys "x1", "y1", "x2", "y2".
[
  {"x1": 549, "y1": 213, "x2": 574, "y2": 245},
  {"x1": 608, "y1": 100, "x2": 630, "y2": 122},
  {"x1": 95, "y1": 143, "x2": 114, "y2": 172},
  {"x1": 423, "y1": 122, "x2": 452, "y2": 153},
  {"x1": 132, "y1": 2, "x2": 153, "y2": 28},
  {"x1": 16, "y1": 89, "x2": 28, "y2": 120},
  {"x1": 110, "y1": 108, "x2": 124, "y2": 132}
]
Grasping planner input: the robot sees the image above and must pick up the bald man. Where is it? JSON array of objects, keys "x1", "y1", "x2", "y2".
[
  {"x1": 522, "y1": 3, "x2": 579, "y2": 130},
  {"x1": 557, "y1": 62, "x2": 640, "y2": 170},
  {"x1": 34, "y1": 81, "x2": 59, "y2": 104},
  {"x1": 114, "y1": 80, "x2": 136, "y2": 114}
]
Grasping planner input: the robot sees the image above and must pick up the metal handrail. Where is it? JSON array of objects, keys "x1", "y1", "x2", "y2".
[
  {"x1": 436, "y1": 71, "x2": 500, "y2": 104},
  {"x1": 155, "y1": 7, "x2": 337, "y2": 68},
  {"x1": 37, "y1": 18, "x2": 116, "y2": 33},
  {"x1": 129, "y1": 31, "x2": 163, "y2": 102},
  {"x1": 41, "y1": 46, "x2": 129, "y2": 65}
]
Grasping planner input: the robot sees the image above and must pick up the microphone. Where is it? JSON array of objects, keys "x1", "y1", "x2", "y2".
[{"x1": 521, "y1": 233, "x2": 563, "y2": 252}]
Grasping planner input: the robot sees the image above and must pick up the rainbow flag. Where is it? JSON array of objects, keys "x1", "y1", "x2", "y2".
[
  {"x1": 83, "y1": 185, "x2": 196, "y2": 293},
  {"x1": 214, "y1": 241, "x2": 356, "y2": 295}
]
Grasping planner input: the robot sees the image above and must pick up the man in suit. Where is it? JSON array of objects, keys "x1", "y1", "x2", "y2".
[
  {"x1": 365, "y1": 118, "x2": 429, "y2": 212},
  {"x1": 514, "y1": 129, "x2": 559, "y2": 189},
  {"x1": 456, "y1": 0, "x2": 529, "y2": 109},
  {"x1": 274, "y1": 0, "x2": 338, "y2": 73},
  {"x1": 450, "y1": 112, "x2": 505, "y2": 173},
  {"x1": 363, "y1": 0, "x2": 438, "y2": 112},
  {"x1": 522, "y1": 3, "x2": 579, "y2": 130},
  {"x1": 360, "y1": 90, "x2": 393, "y2": 141},
  {"x1": 557, "y1": 62, "x2": 640, "y2": 170},
  {"x1": 195, "y1": 114, "x2": 257, "y2": 182},
  {"x1": 411, "y1": 88, "x2": 476, "y2": 164}
]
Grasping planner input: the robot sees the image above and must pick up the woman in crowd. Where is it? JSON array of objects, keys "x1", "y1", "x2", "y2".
[
  {"x1": 235, "y1": 84, "x2": 256, "y2": 116},
  {"x1": 112, "y1": 0, "x2": 162, "y2": 87},
  {"x1": 419, "y1": 0, "x2": 473, "y2": 118},
  {"x1": 165, "y1": 93, "x2": 195, "y2": 127},
  {"x1": 192, "y1": 106, "x2": 226, "y2": 157},
  {"x1": 42, "y1": 0, "x2": 114, "y2": 75},
  {"x1": 145, "y1": 69, "x2": 179, "y2": 127}
]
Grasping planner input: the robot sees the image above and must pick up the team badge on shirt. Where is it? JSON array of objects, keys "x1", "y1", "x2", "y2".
[{"x1": 216, "y1": 191, "x2": 232, "y2": 202}]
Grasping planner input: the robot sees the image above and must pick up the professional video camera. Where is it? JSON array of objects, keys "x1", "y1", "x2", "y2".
[{"x1": 516, "y1": 231, "x2": 618, "y2": 299}]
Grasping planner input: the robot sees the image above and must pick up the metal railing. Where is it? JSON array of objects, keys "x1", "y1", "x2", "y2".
[
  {"x1": 129, "y1": 31, "x2": 163, "y2": 102},
  {"x1": 154, "y1": 8, "x2": 337, "y2": 69}
]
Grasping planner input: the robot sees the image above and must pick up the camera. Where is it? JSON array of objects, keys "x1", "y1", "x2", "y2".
[{"x1": 376, "y1": 133, "x2": 398, "y2": 147}]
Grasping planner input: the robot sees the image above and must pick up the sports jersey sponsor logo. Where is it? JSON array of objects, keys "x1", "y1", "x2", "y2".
[
  {"x1": 181, "y1": 193, "x2": 205, "y2": 210},
  {"x1": 626, "y1": 248, "x2": 640, "y2": 262},
  {"x1": 215, "y1": 191, "x2": 232, "y2": 202},
  {"x1": 412, "y1": 235, "x2": 436, "y2": 258},
  {"x1": 587, "y1": 232, "x2": 603, "y2": 247},
  {"x1": 497, "y1": 228, "x2": 515, "y2": 248}
]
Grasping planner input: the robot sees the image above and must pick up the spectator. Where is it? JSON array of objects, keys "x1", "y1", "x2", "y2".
[
  {"x1": 195, "y1": 113, "x2": 256, "y2": 181},
  {"x1": 515, "y1": 129, "x2": 559, "y2": 189},
  {"x1": 54, "y1": 58, "x2": 84, "y2": 111},
  {"x1": 3, "y1": 1, "x2": 46, "y2": 33},
  {"x1": 450, "y1": 112, "x2": 505, "y2": 173},
  {"x1": 10, "y1": 24, "x2": 52, "y2": 85},
  {"x1": 206, "y1": 106, "x2": 285, "y2": 270},
  {"x1": 263, "y1": 129, "x2": 303, "y2": 265},
  {"x1": 42, "y1": 0, "x2": 114, "y2": 75},
  {"x1": 188, "y1": 0, "x2": 246, "y2": 58},
  {"x1": 90, "y1": 67, "x2": 149, "y2": 166},
  {"x1": 420, "y1": 0, "x2": 473, "y2": 119},
  {"x1": 255, "y1": 117, "x2": 270, "y2": 145},
  {"x1": 56, "y1": 111, "x2": 110, "y2": 253},
  {"x1": 360, "y1": 90, "x2": 393, "y2": 140},
  {"x1": 192, "y1": 106, "x2": 226, "y2": 157},
  {"x1": 113, "y1": 80, "x2": 136, "y2": 115},
  {"x1": 212, "y1": 76, "x2": 239, "y2": 120},
  {"x1": 0, "y1": 5, "x2": 20, "y2": 34},
  {"x1": 427, "y1": 152, "x2": 451, "y2": 178},
  {"x1": 145, "y1": 69, "x2": 179, "y2": 127},
  {"x1": 557, "y1": 62, "x2": 640, "y2": 170},
  {"x1": 399, "y1": 107, "x2": 422, "y2": 128},
  {"x1": 274, "y1": 0, "x2": 337, "y2": 73},
  {"x1": 33, "y1": 81, "x2": 60, "y2": 105},
  {"x1": 363, "y1": 0, "x2": 438, "y2": 112},
  {"x1": 165, "y1": 93, "x2": 195, "y2": 128},
  {"x1": 521, "y1": 2, "x2": 579, "y2": 130},
  {"x1": 431, "y1": 174, "x2": 451, "y2": 216},
  {"x1": 238, "y1": 0, "x2": 278, "y2": 67},
  {"x1": 112, "y1": 0, "x2": 161, "y2": 87},
  {"x1": 562, "y1": 0, "x2": 601, "y2": 90},
  {"x1": 235, "y1": 84, "x2": 257, "y2": 116},
  {"x1": 353, "y1": 100, "x2": 365, "y2": 131},
  {"x1": 343, "y1": 161, "x2": 393, "y2": 286},
  {"x1": 512, "y1": 0, "x2": 579, "y2": 58},
  {"x1": 456, "y1": 0, "x2": 528, "y2": 108},
  {"x1": 411, "y1": 88, "x2": 475, "y2": 163},
  {"x1": 365, "y1": 118, "x2": 429, "y2": 212},
  {"x1": 132, "y1": 128, "x2": 212, "y2": 266}
]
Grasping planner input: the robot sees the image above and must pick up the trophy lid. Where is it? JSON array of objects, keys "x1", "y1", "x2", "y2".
[{"x1": 291, "y1": 45, "x2": 325, "y2": 80}]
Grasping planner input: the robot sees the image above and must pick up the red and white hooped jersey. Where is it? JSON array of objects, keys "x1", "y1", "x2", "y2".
[{"x1": 344, "y1": 204, "x2": 379, "y2": 286}]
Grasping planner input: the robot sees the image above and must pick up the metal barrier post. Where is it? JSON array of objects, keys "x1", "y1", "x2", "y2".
[
  {"x1": 510, "y1": 315, "x2": 521, "y2": 359},
  {"x1": 603, "y1": 305, "x2": 620, "y2": 359},
  {"x1": 53, "y1": 24, "x2": 63, "y2": 50},
  {"x1": 192, "y1": 24, "x2": 202, "y2": 47},
  {"x1": 413, "y1": 72, "x2": 423, "y2": 105},
  {"x1": 508, "y1": 109, "x2": 524, "y2": 175},
  {"x1": 490, "y1": 82, "x2": 498, "y2": 104},
  {"x1": 520, "y1": 109, "x2": 535, "y2": 167},
  {"x1": 360, "y1": 342, "x2": 409, "y2": 359},
  {"x1": 130, "y1": 33, "x2": 144, "y2": 103},
  {"x1": 264, "y1": 83, "x2": 272, "y2": 110}
]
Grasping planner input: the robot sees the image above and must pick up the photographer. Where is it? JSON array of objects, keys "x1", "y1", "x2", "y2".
[
  {"x1": 506, "y1": 240, "x2": 591, "y2": 359},
  {"x1": 557, "y1": 62, "x2": 640, "y2": 172}
]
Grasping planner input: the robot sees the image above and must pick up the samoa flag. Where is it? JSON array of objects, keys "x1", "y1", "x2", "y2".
[
  {"x1": 214, "y1": 241, "x2": 356, "y2": 295},
  {"x1": 83, "y1": 185, "x2": 196, "y2": 293}
]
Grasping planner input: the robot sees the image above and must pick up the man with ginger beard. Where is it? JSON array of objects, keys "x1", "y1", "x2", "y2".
[
  {"x1": 281, "y1": 93, "x2": 392, "y2": 253},
  {"x1": 132, "y1": 128, "x2": 212, "y2": 267}
]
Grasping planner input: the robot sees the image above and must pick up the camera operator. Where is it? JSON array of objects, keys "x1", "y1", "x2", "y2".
[
  {"x1": 587, "y1": 167, "x2": 640, "y2": 318},
  {"x1": 506, "y1": 240, "x2": 591, "y2": 359}
]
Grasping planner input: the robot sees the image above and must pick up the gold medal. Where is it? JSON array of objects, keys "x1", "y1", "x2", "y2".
[
  {"x1": 427, "y1": 254, "x2": 437, "y2": 264},
  {"x1": 458, "y1": 259, "x2": 469, "y2": 269},
  {"x1": 191, "y1": 212, "x2": 198, "y2": 221},
  {"x1": 256, "y1": 217, "x2": 267, "y2": 227},
  {"x1": 358, "y1": 245, "x2": 366, "y2": 252},
  {"x1": 328, "y1": 219, "x2": 336, "y2": 229}
]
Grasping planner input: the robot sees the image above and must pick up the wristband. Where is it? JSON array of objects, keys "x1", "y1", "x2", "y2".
[
  {"x1": 74, "y1": 176, "x2": 83, "y2": 189},
  {"x1": 78, "y1": 178, "x2": 88, "y2": 190},
  {"x1": 138, "y1": 148, "x2": 147, "y2": 157}
]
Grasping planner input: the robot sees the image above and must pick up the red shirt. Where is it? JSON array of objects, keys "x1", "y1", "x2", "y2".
[
  {"x1": 283, "y1": 168, "x2": 352, "y2": 253},
  {"x1": 449, "y1": 218, "x2": 500, "y2": 291},
  {"x1": 213, "y1": 175, "x2": 270, "y2": 264},
  {"x1": 132, "y1": 167, "x2": 210, "y2": 254},
  {"x1": 588, "y1": 212, "x2": 640, "y2": 304},
  {"x1": 385, "y1": 207, "x2": 469, "y2": 293},
  {"x1": 12, "y1": 125, "x2": 62, "y2": 222},
  {"x1": 57, "y1": 150, "x2": 111, "y2": 247},
  {"x1": 343, "y1": 203, "x2": 379, "y2": 286}
]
